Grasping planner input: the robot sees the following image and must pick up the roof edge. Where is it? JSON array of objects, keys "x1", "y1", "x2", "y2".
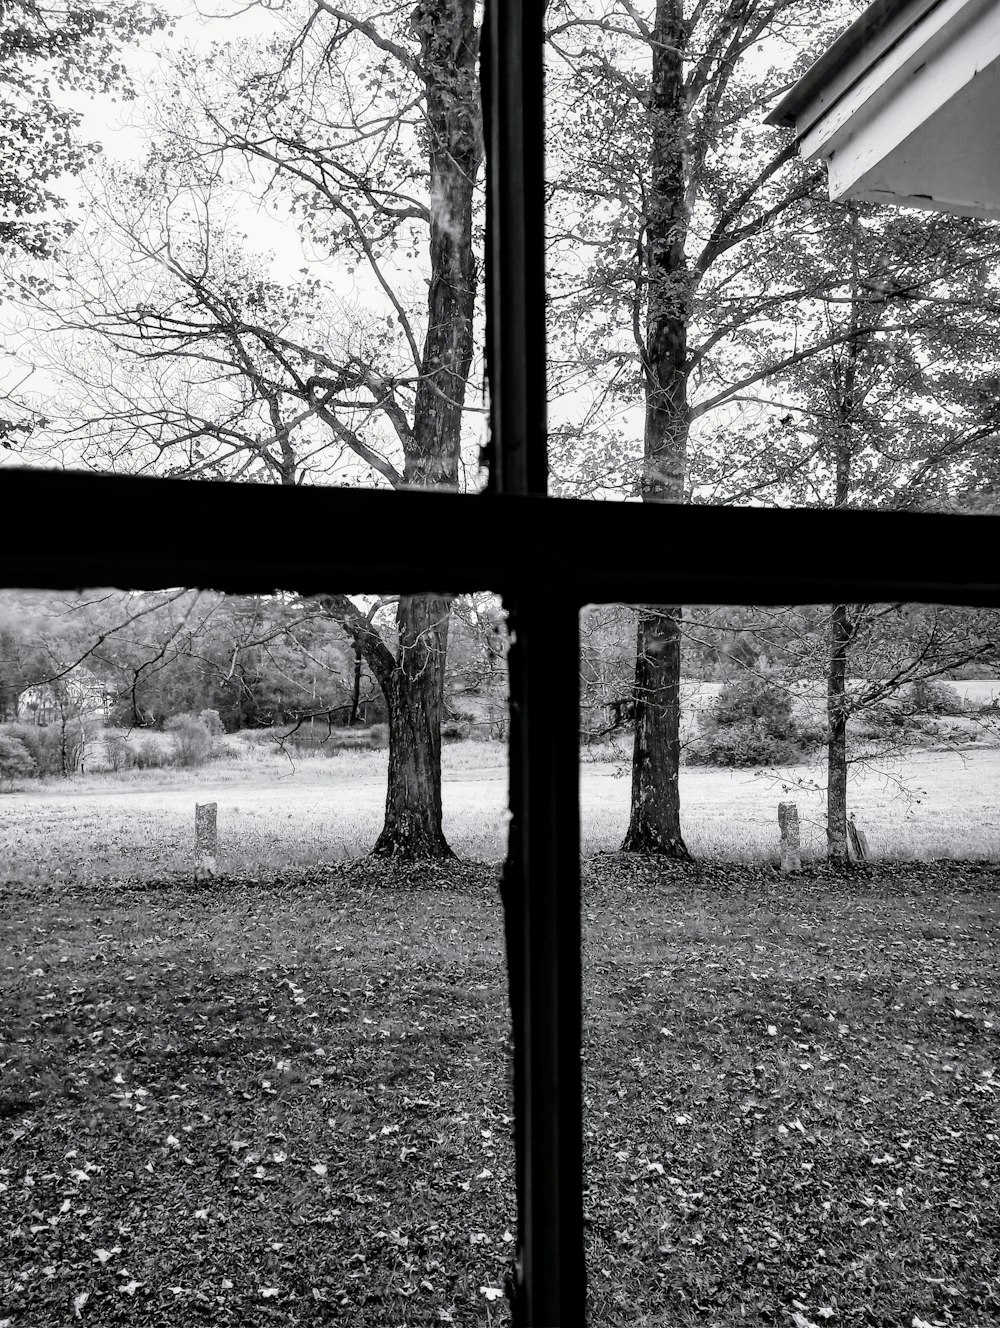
[{"x1": 765, "y1": 0, "x2": 942, "y2": 127}]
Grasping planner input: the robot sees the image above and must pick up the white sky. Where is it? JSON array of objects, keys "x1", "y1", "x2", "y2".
[{"x1": 4, "y1": 2, "x2": 861, "y2": 500}]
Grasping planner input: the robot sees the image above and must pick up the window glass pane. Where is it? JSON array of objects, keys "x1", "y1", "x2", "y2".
[
  {"x1": 545, "y1": 6, "x2": 1000, "y2": 513},
  {"x1": 1, "y1": 584, "x2": 515, "y2": 1326},
  {"x1": 581, "y1": 598, "x2": 1000, "y2": 1324},
  {"x1": 3, "y1": 5, "x2": 486, "y2": 497}
]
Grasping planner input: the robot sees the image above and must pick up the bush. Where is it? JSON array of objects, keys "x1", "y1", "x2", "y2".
[
  {"x1": 906, "y1": 678, "x2": 963, "y2": 714},
  {"x1": 0, "y1": 734, "x2": 35, "y2": 790},
  {"x1": 0, "y1": 722, "x2": 64, "y2": 776},
  {"x1": 166, "y1": 714, "x2": 213, "y2": 767},
  {"x1": 857, "y1": 701, "x2": 912, "y2": 743},
  {"x1": 688, "y1": 676, "x2": 820, "y2": 768},
  {"x1": 442, "y1": 720, "x2": 472, "y2": 742},
  {"x1": 133, "y1": 736, "x2": 173, "y2": 770},
  {"x1": 104, "y1": 732, "x2": 135, "y2": 772},
  {"x1": 199, "y1": 708, "x2": 225, "y2": 736},
  {"x1": 687, "y1": 720, "x2": 805, "y2": 768},
  {"x1": 277, "y1": 722, "x2": 389, "y2": 755},
  {"x1": 712, "y1": 677, "x2": 796, "y2": 730}
]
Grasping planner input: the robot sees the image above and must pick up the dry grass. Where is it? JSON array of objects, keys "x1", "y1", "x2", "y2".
[
  {"x1": 580, "y1": 746, "x2": 1000, "y2": 861},
  {"x1": 0, "y1": 742, "x2": 509, "y2": 885},
  {"x1": 2, "y1": 735, "x2": 998, "y2": 885}
]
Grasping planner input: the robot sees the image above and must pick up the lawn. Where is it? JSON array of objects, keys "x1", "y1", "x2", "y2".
[
  {"x1": 1, "y1": 740, "x2": 998, "y2": 887},
  {"x1": 2, "y1": 859, "x2": 999, "y2": 1326}
]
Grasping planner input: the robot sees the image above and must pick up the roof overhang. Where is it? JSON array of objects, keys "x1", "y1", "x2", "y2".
[{"x1": 767, "y1": 0, "x2": 1000, "y2": 220}]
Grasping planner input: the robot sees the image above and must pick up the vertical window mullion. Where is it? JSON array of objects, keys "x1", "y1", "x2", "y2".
[
  {"x1": 504, "y1": 595, "x2": 585, "y2": 1325},
  {"x1": 484, "y1": 2, "x2": 586, "y2": 1321},
  {"x1": 483, "y1": 0, "x2": 548, "y2": 496}
]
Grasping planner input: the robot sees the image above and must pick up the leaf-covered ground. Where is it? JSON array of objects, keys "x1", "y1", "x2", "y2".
[{"x1": 2, "y1": 858, "x2": 998, "y2": 1326}]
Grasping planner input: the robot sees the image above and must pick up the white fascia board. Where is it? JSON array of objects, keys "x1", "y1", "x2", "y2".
[
  {"x1": 788, "y1": 0, "x2": 944, "y2": 141},
  {"x1": 798, "y1": 0, "x2": 1000, "y2": 172},
  {"x1": 828, "y1": 47, "x2": 1000, "y2": 217}
]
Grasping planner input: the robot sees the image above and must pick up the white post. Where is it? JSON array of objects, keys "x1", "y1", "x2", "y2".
[
  {"x1": 778, "y1": 802, "x2": 801, "y2": 873},
  {"x1": 195, "y1": 802, "x2": 218, "y2": 879}
]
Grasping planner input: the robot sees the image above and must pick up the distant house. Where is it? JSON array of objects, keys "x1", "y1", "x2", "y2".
[
  {"x1": 768, "y1": 0, "x2": 1000, "y2": 220},
  {"x1": 16, "y1": 668, "x2": 111, "y2": 726}
]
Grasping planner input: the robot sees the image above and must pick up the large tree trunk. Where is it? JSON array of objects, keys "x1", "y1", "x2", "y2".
[
  {"x1": 349, "y1": 637, "x2": 363, "y2": 726},
  {"x1": 827, "y1": 601, "x2": 851, "y2": 865},
  {"x1": 622, "y1": 609, "x2": 690, "y2": 856},
  {"x1": 368, "y1": 0, "x2": 480, "y2": 859},
  {"x1": 825, "y1": 208, "x2": 861, "y2": 866},
  {"x1": 622, "y1": 0, "x2": 691, "y2": 858},
  {"x1": 372, "y1": 594, "x2": 454, "y2": 859}
]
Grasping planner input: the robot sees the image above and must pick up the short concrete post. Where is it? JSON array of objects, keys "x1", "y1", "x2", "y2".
[
  {"x1": 847, "y1": 813, "x2": 870, "y2": 862},
  {"x1": 778, "y1": 802, "x2": 800, "y2": 873},
  {"x1": 195, "y1": 802, "x2": 218, "y2": 879}
]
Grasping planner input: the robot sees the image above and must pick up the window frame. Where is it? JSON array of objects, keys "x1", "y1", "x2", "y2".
[{"x1": 3, "y1": 5, "x2": 1000, "y2": 1324}]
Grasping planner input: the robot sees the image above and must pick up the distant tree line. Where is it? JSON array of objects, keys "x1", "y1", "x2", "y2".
[{"x1": 0, "y1": 588, "x2": 506, "y2": 739}]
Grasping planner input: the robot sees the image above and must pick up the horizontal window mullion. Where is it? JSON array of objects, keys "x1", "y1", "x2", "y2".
[{"x1": 1, "y1": 470, "x2": 997, "y2": 607}]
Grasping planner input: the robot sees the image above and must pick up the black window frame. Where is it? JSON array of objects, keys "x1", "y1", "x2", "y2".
[{"x1": 3, "y1": 5, "x2": 1000, "y2": 1324}]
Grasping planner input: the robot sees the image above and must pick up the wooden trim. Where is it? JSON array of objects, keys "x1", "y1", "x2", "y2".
[
  {"x1": 767, "y1": 0, "x2": 946, "y2": 128},
  {"x1": 2, "y1": 469, "x2": 998, "y2": 607}
]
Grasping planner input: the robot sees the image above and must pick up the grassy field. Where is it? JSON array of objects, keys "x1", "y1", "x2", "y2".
[
  {"x1": 1, "y1": 739, "x2": 998, "y2": 887},
  {"x1": 2, "y1": 860, "x2": 999, "y2": 1326}
]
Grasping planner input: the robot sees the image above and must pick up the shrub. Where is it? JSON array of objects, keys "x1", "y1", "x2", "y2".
[
  {"x1": 442, "y1": 720, "x2": 472, "y2": 742},
  {"x1": 104, "y1": 732, "x2": 135, "y2": 772},
  {"x1": 857, "y1": 701, "x2": 912, "y2": 742},
  {"x1": 687, "y1": 720, "x2": 805, "y2": 768},
  {"x1": 906, "y1": 678, "x2": 963, "y2": 714},
  {"x1": 0, "y1": 734, "x2": 35, "y2": 790},
  {"x1": 133, "y1": 736, "x2": 173, "y2": 770},
  {"x1": 166, "y1": 714, "x2": 213, "y2": 767},
  {"x1": 0, "y1": 722, "x2": 64, "y2": 776},
  {"x1": 278, "y1": 723, "x2": 390, "y2": 755},
  {"x1": 688, "y1": 676, "x2": 820, "y2": 768},
  {"x1": 199, "y1": 708, "x2": 225, "y2": 736},
  {"x1": 712, "y1": 677, "x2": 796, "y2": 730}
]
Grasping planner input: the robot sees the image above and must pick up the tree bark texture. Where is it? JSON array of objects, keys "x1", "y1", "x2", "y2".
[
  {"x1": 622, "y1": 609, "x2": 690, "y2": 856},
  {"x1": 623, "y1": 0, "x2": 692, "y2": 858},
  {"x1": 372, "y1": 593, "x2": 454, "y2": 858},
  {"x1": 352, "y1": 1, "x2": 481, "y2": 858},
  {"x1": 362, "y1": 1, "x2": 480, "y2": 858},
  {"x1": 349, "y1": 638, "x2": 363, "y2": 727},
  {"x1": 826, "y1": 208, "x2": 861, "y2": 865},
  {"x1": 826, "y1": 601, "x2": 851, "y2": 866},
  {"x1": 408, "y1": 0, "x2": 481, "y2": 491}
]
